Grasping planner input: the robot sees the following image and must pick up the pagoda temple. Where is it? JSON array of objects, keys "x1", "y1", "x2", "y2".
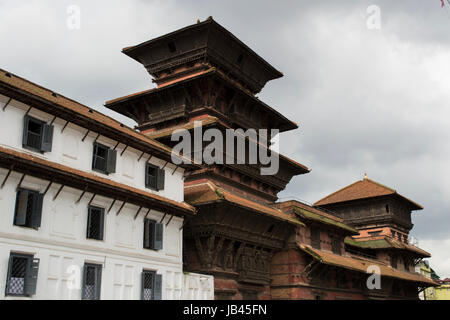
[{"x1": 105, "y1": 17, "x2": 436, "y2": 300}]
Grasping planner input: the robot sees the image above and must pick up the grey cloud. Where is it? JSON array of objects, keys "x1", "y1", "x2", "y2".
[{"x1": 1, "y1": 0, "x2": 449, "y2": 275}]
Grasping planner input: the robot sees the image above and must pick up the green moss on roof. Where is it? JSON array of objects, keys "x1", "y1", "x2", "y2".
[
  {"x1": 294, "y1": 208, "x2": 358, "y2": 234},
  {"x1": 345, "y1": 237, "x2": 391, "y2": 249}
]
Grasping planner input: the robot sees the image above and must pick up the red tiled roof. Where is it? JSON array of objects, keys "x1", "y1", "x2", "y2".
[
  {"x1": 314, "y1": 177, "x2": 423, "y2": 210},
  {"x1": 184, "y1": 180, "x2": 304, "y2": 226},
  {"x1": 105, "y1": 67, "x2": 298, "y2": 133},
  {"x1": 345, "y1": 236, "x2": 431, "y2": 258},
  {"x1": 0, "y1": 145, "x2": 195, "y2": 217},
  {"x1": 0, "y1": 68, "x2": 195, "y2": 168},
  {"x1": 144, "y1": 116, "x2": 310, "y2": 175},
  {"x1": 298, "y1": 243, "x2": 437, "y2": 286}
]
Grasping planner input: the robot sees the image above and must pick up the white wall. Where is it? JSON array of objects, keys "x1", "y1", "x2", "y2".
[
  {"x1": 0, "y1": 94, "x2": 185, "y2": 202},
  {"x1": 0, "y1": 171, "x2": 183, "y2": 299},
  {"x1": 0, "y1": 93, "x2": 213, "y2": 300}
]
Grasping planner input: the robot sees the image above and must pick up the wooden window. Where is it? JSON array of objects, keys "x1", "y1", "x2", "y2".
[
  {"x1": 5, "y1": 253, "x2": 39, "y2": 297},
  {"x1": 310, "y1": 227, "x2": 321, "y2": 249},
  {"x1": 145, "y1": 163, "x2": 165, "y2": 191},
  {"x1": 141, "y1": 270, "x2": 162, "y2": 300},
  {"x1": 92, "y1": 142, "x2": 116, "y2": 174},
  {"x1": 143, "y1": 219, "x2": 163, "y2": 250},
  {"x1": 391, "y1": 255, "x2": 398, "y2": 269},
  {"x1": 22, "y1": 115, "x2": 54, "y2": 153},
  {"x1": 82, "y1": 263, "x2": 102, "y2": 300},
  {"x1": 385, "y1": 204, "x2": 390, "y2": 213},
  {"x1": 368, "y1": 230, "x2": 382, "y2": 236},
  {"x1": 331, "y1": 236, "x2": 342, "y2": 255},
  {"x1": 14, "y1": 188, "x2": 44, "y2": 229},
  {"x1": 86, "y1": 206, "x2": 105, "y2": 240}
]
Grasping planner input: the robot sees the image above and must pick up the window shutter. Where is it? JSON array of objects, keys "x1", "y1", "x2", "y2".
[
  {"x1": 82, "y1": 264, "x2": 88, "y2": 299},
  {"x1": 154, "y1": 223, "x2": 163, "y2": 250},
  {"x1": 14, "y1": 189, "x2": 29, "y2": 226},
  {"x1": 98, "y1": 209, "x2": 105, "y2": 241},
  {"x1": 95, "y1": 265, "x2": 102, "y2": 300},
  {"x1": 140, "y1": 272, "x2": 145, "y2": 300},
  {"x1": 41, "y1": 123, "x2": 54, "y2": 152},
  {"x1": 106, "y1": 148, "x2": 117, "y2": 174},
  {"x1": 30, "y1": 193, "x2": 44, "y2": 228},
  {"x1": 86, "y1": 208, "x2": 93, "y2": 239},
  {"x1": 154, "y1": 274, "x2": 162, "y2": 300},
  {"x1": 24, "y1": 257, "x2": 39, "y2": 296},
  {"x1": 156, "y1": 169, "x2": 165, "y2": 191},
  {"x1": 22, "y1": 116, "x2": 30, "y2": 147},
  {"x1": 145, "y1": 163, "x2": 151, "y2": 188},
  {"x1": 143, "y1": 219, "x2": 151, "y2": 249},
  {"x1": 5, "y1": 254, "x2": 14, "y2": 294}
]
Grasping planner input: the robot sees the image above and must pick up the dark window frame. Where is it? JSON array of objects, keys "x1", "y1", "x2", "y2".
[
  {"x1": 143, "y1": 219, "x2": 163, "y2": 251},
  {"x1": 331, "y1": 236, "x2": 342, "y2": 255},
  {"x1": 86, "y1": 206, "x2": 105, "y2": 241},
  {"x1": 14, "y1": 188, "x2": 44, "y2": 229},
  {"x1": 82, "y1": 263, "x2": 102, "y2": 300},
  {"x1": 22, "y1": 115, "x2": 54, "y2": 153},
  {"x1": 391, "y1": 255, "x2": 398, "y2": 269},
  {"x1": 310, "y1": 227, "x2": 321, "y2": 249},
  {"x1": 145, "y1": 163, "x2": 165, "y2": 191},
  {"x1": 5, "y1": 252, "x2": 39, "y2": 297},
  {"x1": 92, "y1": 142, "x2": 116, "y2": 175},
  {"x1": 141, "y1": 270, "x2": 162, "y2": 300}
]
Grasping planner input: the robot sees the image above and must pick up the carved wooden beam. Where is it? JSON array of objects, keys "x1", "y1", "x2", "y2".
[
  {"x1": 212, "y1": 237, "x2": 225, "y2": 267},
  {"x1": 195, "y1": 237, "x2": 205, "y2": 267}
]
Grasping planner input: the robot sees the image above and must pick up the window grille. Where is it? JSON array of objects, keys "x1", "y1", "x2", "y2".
[
  {"x1": 82, "y1": 263, "x2": 102, "y2": 300},
  {"x1": 86, "y1": 206, "x2": 105, "y2": 240},
  {"x1": 6, "y1": 253, "x2": 39, "y2": 297},
  {"x1": 141, "y1": 271, "x2": 154, "y2": 300}
]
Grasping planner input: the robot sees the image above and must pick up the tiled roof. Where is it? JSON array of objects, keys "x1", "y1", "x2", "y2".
[
  {"x1": 0, "y1": 145, "x2": 195, "y2": 217},
  {"x1": 184, "y1": 180, "x2": 304, "y2": 226},
  {"x1": 314, "y1": 177, "x2": 423, "y2": 210},
  {"x1": 276, "y1": 200, "x2": 358, "y2": 234},
  {"x1": 294, "y1": 207, "x2": 359, "y2": 234},
  {"x1": 145, "y1": 117, "x2": 310, "y2": 175},
  {"x1": 345, "y1": 236, "x2": 431, "y2": 258},
  {"x1": 105, "y1": 67, "x2": 298, "y2": 133},
  {"x1": 0, "y1": 68, "x2": 195, "y2": 168},
  {"x1": 298, "y1": 243, "x2": 437, "y2": 286}
]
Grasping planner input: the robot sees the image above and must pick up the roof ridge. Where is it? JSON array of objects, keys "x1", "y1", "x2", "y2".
[
  {"x1": 364, "y1": 178, "x2": 396, "y2": 193},
  {"x1": 314, "y1": 179, "x2": 363, "y2": 206}
]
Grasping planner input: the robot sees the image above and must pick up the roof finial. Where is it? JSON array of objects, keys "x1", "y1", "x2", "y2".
[{"x1": 364, "y1": 173, "x2": 368, "y2": 180}]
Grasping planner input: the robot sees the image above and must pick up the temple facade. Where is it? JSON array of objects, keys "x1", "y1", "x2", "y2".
[
  {"x1": 0, "y1": 17, "x2": 435, "y2": 300},
  {"x1": 106, "y1": 17, "x2": 435, "y2": 300}
]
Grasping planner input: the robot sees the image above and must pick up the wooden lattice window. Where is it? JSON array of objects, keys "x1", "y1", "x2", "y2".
[{"x1": 310, "y1": 227, "x2": 321, "y2": 249}]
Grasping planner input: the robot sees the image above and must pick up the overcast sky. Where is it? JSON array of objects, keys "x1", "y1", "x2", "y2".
[{"x1": 1, "y1": 0, "x2": 449, "y2": 277}]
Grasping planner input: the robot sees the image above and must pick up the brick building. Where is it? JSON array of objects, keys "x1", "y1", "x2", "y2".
[{"x1": 87, "y1": 17, "x2": 436, "y2": 299}]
